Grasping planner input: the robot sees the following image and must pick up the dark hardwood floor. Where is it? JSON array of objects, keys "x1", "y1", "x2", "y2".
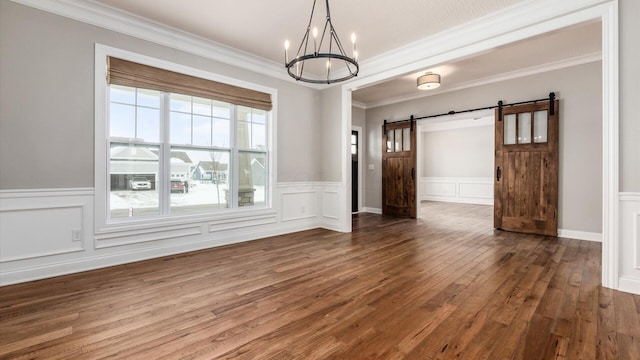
[{"x1": 1, "y1": 202, "x2": 639, "y2": 359}]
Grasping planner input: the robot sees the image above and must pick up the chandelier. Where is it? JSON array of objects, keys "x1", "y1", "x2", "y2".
[{"x1": 283, "y1": 0, "x2": 359, "y2": 84}]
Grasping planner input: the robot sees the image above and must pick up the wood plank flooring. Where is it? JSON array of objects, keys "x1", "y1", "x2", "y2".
[{"x1": 1, "y1": 202, "x2": 639, "y2": 359}]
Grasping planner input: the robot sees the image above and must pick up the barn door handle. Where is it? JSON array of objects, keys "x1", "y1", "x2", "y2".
[
  {"x1": 496, "y1": 166, "x2": 501, "y2": 182},
  {"x1": 411, "y1": 168, "x2": 415, "y2": 180}
]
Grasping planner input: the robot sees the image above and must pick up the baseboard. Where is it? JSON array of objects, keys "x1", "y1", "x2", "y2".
[
  {"x1": 362, "y1": 207, "x2": 382, "y2": 214},
  {"x1": 558, "y1": 229, "x2": 602, "y2": 242},
  {"x1": 618, "y1": 276, "x2": 640, "y2": 295},
  {"x1": 421, "y1": 196, "x2": 494, "y2": 206}
]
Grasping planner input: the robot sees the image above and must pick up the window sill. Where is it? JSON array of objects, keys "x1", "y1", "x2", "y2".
[{"x1": 95, "y1": 208, "x2": 278, "y2": 248}]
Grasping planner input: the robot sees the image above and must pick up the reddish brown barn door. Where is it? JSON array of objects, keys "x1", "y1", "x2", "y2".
[
  {"x1": 494, "y1": 100, "x2": 559, "y2": 236},
  {"x1": 382, "y1": 121, "x2": 416, "y2": 218}
]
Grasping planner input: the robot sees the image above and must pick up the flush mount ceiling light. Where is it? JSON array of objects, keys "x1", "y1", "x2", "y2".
[
  {"x1": 283, "y1": 0, "x2": 359, "y2": 84},
  {"x1": 417, "y1": 72, "x2": 441, "y2": 90}
]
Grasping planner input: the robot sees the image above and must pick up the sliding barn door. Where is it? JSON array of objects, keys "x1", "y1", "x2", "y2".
[
  {"x1": 494, "y1": 100, "x2": 559, "y2": 236},
  {"x1": 382, "y1": 121, "x2": 416, "y2": 218}
]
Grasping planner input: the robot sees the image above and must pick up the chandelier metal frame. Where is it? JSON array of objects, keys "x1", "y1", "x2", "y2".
[{"x1": 284, "y1": 0, "x2": 359, "y2": 84}]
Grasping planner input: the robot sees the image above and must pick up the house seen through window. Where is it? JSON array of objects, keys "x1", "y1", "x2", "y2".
[{"x1": 108, "y1": 85, "x2": 268, "y2": 219}]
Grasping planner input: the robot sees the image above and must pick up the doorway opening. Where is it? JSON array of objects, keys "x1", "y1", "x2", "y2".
[
  {"x1": 343, "y1": 3, "x2": 617, "y2": 287},
  {"x1": 351, "y1": 126, "x2": 363, "y2": 214},
  {"x1": 351, "y1": 129, "x2": 359, "y2": 213}
]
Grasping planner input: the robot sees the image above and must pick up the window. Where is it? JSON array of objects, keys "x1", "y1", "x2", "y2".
[
  {"x1": 97, "y1": 50, "x2": 274, "y2": 225},
  {"x1": 108, "y1": 86, "x2": 269, "y2": 219}
]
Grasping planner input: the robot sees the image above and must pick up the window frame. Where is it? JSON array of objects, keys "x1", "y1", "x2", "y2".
[{"x1": 95, "y1": 44, "x2": 277, "y2": 235}]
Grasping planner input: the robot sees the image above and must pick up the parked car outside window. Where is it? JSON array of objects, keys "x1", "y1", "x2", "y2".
[
  {"x1": 171, "y1": 179, "x2": 188, "y2": 193},
  {"x1": 128, "y1": 177, "x2": 151, "y2": 190}
]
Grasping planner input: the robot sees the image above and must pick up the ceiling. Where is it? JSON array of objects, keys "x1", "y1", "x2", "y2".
[
  {"x1": 353, "y1": 21, "x2": 601, "y2": 107},
  {"x1": 90, "y1": 0, "x2": 601, "y2": 107}
]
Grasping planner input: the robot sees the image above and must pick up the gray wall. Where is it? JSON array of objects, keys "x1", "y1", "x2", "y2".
[
  {"x1": 352, "y1": 106, "x2": 366, "y2": 129},
  {"x1": 0, "y1": 1, "x2": 322, "y2": 189},
  {"x1": 422, "y1": 125, "x2": 494, "y2": 178},
  {"x1": 620, "y1": 0, "x2": 640, "y2": 192},
  {"x1": 1, "y1": 1, "x2": 637, "y2": 194},
  {"x1": 365, "y1": 61, "x2": 603, "y2": 233},
  {"x1": 319, "y1": 86, "x2": 343, "y2": 182}
]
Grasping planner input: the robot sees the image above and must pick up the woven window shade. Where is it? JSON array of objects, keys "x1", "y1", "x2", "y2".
[{"x1": 107, "y1": 57, "x2": 272, "y2": 111}]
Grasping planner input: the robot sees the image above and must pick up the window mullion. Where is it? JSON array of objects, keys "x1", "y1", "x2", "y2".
[
  {"x1": 106, "y1": 88, "x2": 113, "y2": 221},
  {"x1": 230, "y1": 104, "x2": 238, "y2": 208},
  {"x1": 160, "y1": 92, "x2": 171, "y2": 215},
  {"x1": 134, "y1": 89, "x2": 138, "y2": 139}
]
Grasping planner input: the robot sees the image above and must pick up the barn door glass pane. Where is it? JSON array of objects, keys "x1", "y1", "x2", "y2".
[
  {"x1": 386, "y1": 130, "x2": 394, "y2": 152},
  {"x1": 395, "y1": 129, "x2": 402, "y2": 152},
  {"x1": 403, "y1": 127, "x2": 410, "y2": 151},
  {"x1": 504, "y1": 114, "x2": 516, "y2": 145},
  {"x1": 518, "y1": 112, "x2": 531, "y2": 144},
  {"x1": 533, "y1": 110, "x2": 548, "y2": 143}
]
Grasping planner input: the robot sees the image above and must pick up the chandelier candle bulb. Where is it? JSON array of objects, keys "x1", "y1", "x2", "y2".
[
  {"x1": 284, "y1": 40, "x2": 290, "y2": 64},
  {"x1": 313, "y1": 27, "x2": 318, "y2": 53},
  {"x1": 351, "y1": 33, "x2": 356, "y2": 55}
]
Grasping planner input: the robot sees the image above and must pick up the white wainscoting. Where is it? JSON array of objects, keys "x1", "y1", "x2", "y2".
[
  {"x1": 619, "y1": 192, "x2": 640, "y2": 295},
  {"x1": 280, "y1": 183, "x2": 318, "y2": 222},
  {"x1": 0, "y1": 189, "x2": 93, "y2": 263},
  {"x1": 318, "y1": 182, "x2": 346, "y2": 232},
  {"x1": 0, "y1": 182, "x2": 347, "y2": 286},
  {"x1": 420, "y1": 177, "x2": 493, "y2": 205}
]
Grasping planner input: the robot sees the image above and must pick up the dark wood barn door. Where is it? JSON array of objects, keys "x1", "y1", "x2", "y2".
[
  {"x1": 382, "y1": 121, "x2": 416, "y2": 218},
  {"x1": 494, "y1": 100, "x2": 559, "y2": 236}
]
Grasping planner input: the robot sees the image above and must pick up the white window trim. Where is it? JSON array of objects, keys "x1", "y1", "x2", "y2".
[{"x1": 94, "y1": 44, "x2": 278, "y2": 235}]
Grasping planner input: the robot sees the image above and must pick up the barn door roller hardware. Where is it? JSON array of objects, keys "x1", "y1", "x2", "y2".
[{"x1": 383, "y1": 92, "x2": 557, "y2": 125}]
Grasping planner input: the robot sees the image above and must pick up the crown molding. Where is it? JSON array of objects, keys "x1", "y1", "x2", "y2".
[
  {"x1": 351, "y1": 100, "x2": 367, "y2": 109},
  {"x1": 356, "y1": 0, "x2": 609, "y2": 83},
  {"x1": 362, "y1": 52, "x2": 601, "y2": 109},
  {"x1": 10, "y1": 0, "x2": 325, "y2": 90},
  {"x1": 10, "y1": 0, "x2": 610, "y2": 95},
  {"x1": 344, "y1": 0, "x2": 611, "y2": 94}
]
